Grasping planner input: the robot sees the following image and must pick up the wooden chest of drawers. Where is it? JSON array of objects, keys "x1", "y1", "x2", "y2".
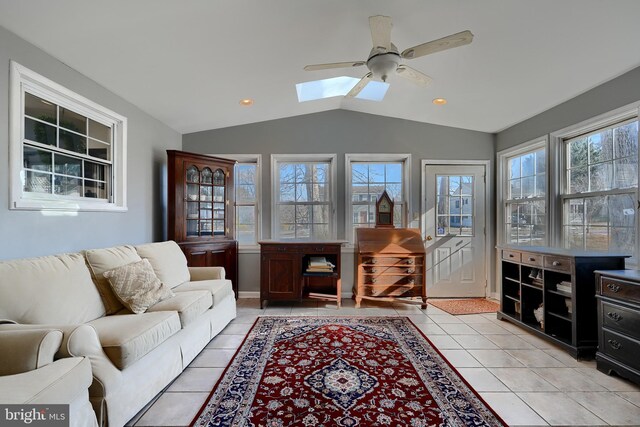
[
  {"x1": 595, "y1": 270, "x2": 640, "y2": 385},
  {"x1": 354, "y1": 228, "x2": 426, "y2": 308}
]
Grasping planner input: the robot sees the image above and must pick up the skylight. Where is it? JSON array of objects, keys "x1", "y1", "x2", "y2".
[{"x1": 296, "y1": 76, "x2": 389, "y2": 102}]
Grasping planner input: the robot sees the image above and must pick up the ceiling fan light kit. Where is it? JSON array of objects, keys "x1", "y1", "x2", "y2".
[{"x1": 303, "y1": 15, "x2": 473, "y2": 101}]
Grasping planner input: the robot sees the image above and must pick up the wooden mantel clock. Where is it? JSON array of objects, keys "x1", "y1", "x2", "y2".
[{"x1": 375, "y1": 190, "x2": 395, "y2": 228}]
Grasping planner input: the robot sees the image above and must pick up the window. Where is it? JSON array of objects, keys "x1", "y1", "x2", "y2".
[
  {"x1": 436, "y1": 175, "x2": 475, "y2": 236},
  {"x1": 562, "y1": 118, "x2": 638, "y2": 254},
  {"x1": 234, "y1": 156, "x2": 261, "y2": 245},
  {"x1": 10, "y1": 61, "x2": 127, "y2": 211},
  {"x1": 271, "y1": 154, "x2": 337, "y2": 240},
  {"x1": 346, "y1": 154, "x2": 410, "y2": 242},
  {"x1": 502, "y1": 145, "x2": 547, "y2": 245}
]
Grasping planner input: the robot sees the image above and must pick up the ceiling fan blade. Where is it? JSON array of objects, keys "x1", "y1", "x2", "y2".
[
  {"x1": 396, "y1": 65, "x2": 432, "y2": 87},
  {"x1": 346, "y1": 73, "x2": 373, "y2": 98},
  {"x1": 304, "y1": 61, "x2": 365, "y2": 71},
  {"x1": 369, "y1": 15, "x2": 392, "y2": 51},
  {"x1": 401, "y1": 30, "x2": 474, "y2": 59}
]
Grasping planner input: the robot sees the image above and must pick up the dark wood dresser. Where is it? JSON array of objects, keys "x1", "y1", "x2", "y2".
[
  {"x1": 594, "y1": 270, "x2": 640, "y2": 385},
  {"x1": 259, "y1": 241, "x2": 344, "y2": 308},
  {"x1": 354, "y1": 228, "x2": 427, "y2": 309},
  {"x1": 498, "y1": 246, "x2": 627, "y2": 358}
]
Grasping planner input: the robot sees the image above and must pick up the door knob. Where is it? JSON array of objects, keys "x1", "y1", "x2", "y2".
[{"x1": 425, "y1": 235, "x2": 433, "y2": 241}]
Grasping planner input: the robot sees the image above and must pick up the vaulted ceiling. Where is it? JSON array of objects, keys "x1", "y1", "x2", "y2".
[{"x1": 1, "y1": 0, "x2": 639, "y2": 134}]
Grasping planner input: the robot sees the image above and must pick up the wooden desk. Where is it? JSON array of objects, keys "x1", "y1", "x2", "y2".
[
  {"x1": 354, "y1": 228, "x2": 427, "y2": 309},
  {"x1": 259, "y1": 241, "x2": 345, "y2": 309}
]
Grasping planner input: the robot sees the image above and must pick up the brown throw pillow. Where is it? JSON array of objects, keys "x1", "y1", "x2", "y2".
[{"x1": 103, "y1": 259, "x2": 174, "y2": 314}]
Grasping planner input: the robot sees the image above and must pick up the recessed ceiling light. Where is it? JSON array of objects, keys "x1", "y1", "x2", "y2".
[
  {"x1": 433, "y1": 98, "x2": 447, "y2": 105},
  {"x1": 239, "y1": 98, "x2": 254, "y2": 106}
]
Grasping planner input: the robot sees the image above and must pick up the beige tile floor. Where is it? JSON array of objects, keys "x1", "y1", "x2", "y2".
[{"x1": 128, "y1": 298, "x2": 640, "y2": 426}]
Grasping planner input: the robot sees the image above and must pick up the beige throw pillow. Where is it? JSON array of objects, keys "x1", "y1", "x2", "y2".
[{"x1": 103, "y1": 259, "x2": 174, "y2": 314}]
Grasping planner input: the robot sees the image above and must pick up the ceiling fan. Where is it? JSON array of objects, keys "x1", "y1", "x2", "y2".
[{"x1": 304, "y1": 15, "x2": 473, "y2": 99}]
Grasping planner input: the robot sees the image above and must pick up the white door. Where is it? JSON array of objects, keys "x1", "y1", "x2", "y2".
[{"x1": 424, "y1": 165, "x2": 486, "y2": 297}]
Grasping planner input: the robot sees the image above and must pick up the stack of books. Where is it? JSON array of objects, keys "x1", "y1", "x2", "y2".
[
  {"x1": 556, "y1": 281, "x2": 572, "y2": 294},
  {"x1": 306, "y1": 256, "x2": 335, "y2": 273}
]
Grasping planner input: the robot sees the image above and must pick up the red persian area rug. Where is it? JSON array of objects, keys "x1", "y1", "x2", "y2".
[
  {"x1": 191, "y1": 317, "x2": 505, "y2": 427},
  {"x1": 428, "y1": 298, "x2": 500, "y2": 315}
]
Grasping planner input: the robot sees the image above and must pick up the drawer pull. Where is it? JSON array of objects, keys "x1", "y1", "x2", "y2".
[
  {"x1": 371, "y1": 278, "x2": 377, "y2": 284},
  {"x1": 607, "y1": 339, "x2": 622, "y2": 350},
  {"x1": 528, "y1": 257, "x2": 536, "y2": 262},
  {"x1": 407, "y1": 268, "x2": 415, "y2": 274},
  {"x1": 509, "y1": 254, "x2": 515, "y2": 258},
  {"x1": 407, "y1": 259, "x2": 414, "y2": 265},
  {"x1": 369, "y1": 268, "x2": 377, "y2": 274},
  {"x1": 552, "y1": 261, "x2": 561, "y2": 266},
  {"x1": 607, "y1": 283, "x2": 621, "y2": 293},
  {"x1": 607, "y1": 312, "x2": 623, "y2": 322},
  {"x1": 371, "y1": 259, "x2": 378, "y2": 264},
  {"x1": 277, "y1": 247, "x2": 286, "y2": 252},
  {"x1": 314, "y1": 247, "x2": 323, "y2": 251},
  {"x1": 408, "y1": 278, "x2": 415, "y2": 285}
]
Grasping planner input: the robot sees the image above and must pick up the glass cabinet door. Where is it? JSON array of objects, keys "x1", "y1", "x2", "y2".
[{"x1": 184, "y1": 164, "x2": 227, "y2": 237}]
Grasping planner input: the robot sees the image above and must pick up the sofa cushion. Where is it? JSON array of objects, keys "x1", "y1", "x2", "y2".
[
  {"x1": 88, "y1": 312, "x2": 181, "y2": 369},
  {"x1": 147, "y1": 291, "x2": 212, "y2": 328},
  {"x1": 103, "y1": 259, "x2": 174, "y2": 314},
  {"x1": 135, "y1": 241, "x2": 190, "y2": 288},
  {"x1": 85, "y1": 245, "x2": 142, "y2": 314},
  {"x1": 0, "y1": 329, "x2": 63, "y2": 375},
  {"x1": 0, "y1": 253, "x2": 105, "y2": 324},
  {"x1": 173, "y1": 280, "x2": 234, "y2": 306}
]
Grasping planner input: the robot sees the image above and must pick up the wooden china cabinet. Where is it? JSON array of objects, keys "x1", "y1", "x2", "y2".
[{"x1": 167, "y1": 150, "x2": 238, "y2": 297}]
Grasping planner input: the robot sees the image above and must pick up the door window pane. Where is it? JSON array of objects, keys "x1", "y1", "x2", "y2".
[{"x1": 437, "y1": 175, "x2": 474, "y2": 236}]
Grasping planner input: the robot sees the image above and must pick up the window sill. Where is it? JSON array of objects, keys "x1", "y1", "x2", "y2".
[{"x1": 11, "y1": 198, "x2": 127, "y2": 212}]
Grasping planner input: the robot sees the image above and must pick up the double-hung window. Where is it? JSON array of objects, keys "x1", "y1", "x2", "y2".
[
  {"x1": 10, "y1": 61, "x2": 127, "y2": 211},
  {"x1": 345, "y1": 154, "x2": 410, "y2": 242},
  {"x1": 562, "y1": 118, "x2": 638, "y2": 255},
  {"x1": 234, "y1": 156, "x2": 261, "y2": 245},
  {"x1": 271, "y1": 154, "x2": 336, "y2": 240},
  {"x1": 501, "y1": 143, "x2": 547, "y2": 245}
]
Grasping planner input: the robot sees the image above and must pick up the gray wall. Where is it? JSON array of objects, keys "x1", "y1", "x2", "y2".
[
  {"x1": 0, "y1": 25, "x2": 182, "y2": 260},
  {"x1": 183, "y1": 109, "x2": 496, "y2": 293},
  {"x1": 497, "y1": 66, "x2": 640, "y2": 151}
]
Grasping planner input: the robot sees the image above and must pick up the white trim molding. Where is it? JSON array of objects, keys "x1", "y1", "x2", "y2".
[{"x1": 9, "y1": 61, "x2": 127, "y2": 212}]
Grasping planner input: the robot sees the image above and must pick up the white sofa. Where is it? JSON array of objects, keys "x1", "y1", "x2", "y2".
[{"x1": 0, "y1": 241, "x2": 237, "y2": 427}]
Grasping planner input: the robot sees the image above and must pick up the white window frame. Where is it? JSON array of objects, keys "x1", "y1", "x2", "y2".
[
  {"x1": 213, "y1": 154, "x2": 262, "y2": 249},
  {"x1": 9, "y1": 61, "x2": 127, "y2": 212},
  {"x1": 550, "y1": 101, "x2": 640, "y2": 263},
  {"x1": 345, "y1": 153, "x2": 412, "y2": 244},
  {"x1": 271, "y1": 154, "x2": 337, "y2": 240},
  {"x1": 496, "y1": 137, "x2": 549, "y2": 246}
]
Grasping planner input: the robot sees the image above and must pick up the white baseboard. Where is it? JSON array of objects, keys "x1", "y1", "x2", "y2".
[{"x1": 238, "y1": 291, "x2": 260, "y2": 298}]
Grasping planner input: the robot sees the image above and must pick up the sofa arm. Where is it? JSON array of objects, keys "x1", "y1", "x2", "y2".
[
  {"x1": 0, "y1": 329, "x2": 63, "y2": 375},
  {"x1": 189, "y1": 266, "x2": 226, "y2": 281},
  {"x1": 0, "y1": 323, "x2": 123, "y2": 397}
]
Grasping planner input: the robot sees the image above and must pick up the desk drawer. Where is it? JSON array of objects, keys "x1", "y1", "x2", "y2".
[
  {"x1": 363, "y1": 285, "x2": 422, "y2": 298},
  {"x1": 362, "y1": 266, "x2": 420, "y2": 275},
  {"x1": 364, "y1": 275, "x2": 423, "y2": 286},
  {"x1": 362, "y1": 256, "x2": 422, "y2": 266},
  {"x1": 502, "y1": 250, "x2": 521, "y2": 263},
  {"x1": 601, "y1": 301, "x2": 640, "y2": 339},
  {"x1": 521, "y1": 252, "x2": 543, "y2": 267},
  {"x1": 544, "y1": 255, "x2": 572, "y2": 273},
  {"x1": 600, "y1": 277, "x2": 640, "y2": 304},
  {"x1": 261, "y1": 245, "x2": 300, "y2": 253},
  {"x1": 601, "y1": 329, "x2": 640, "y2": 369}
]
